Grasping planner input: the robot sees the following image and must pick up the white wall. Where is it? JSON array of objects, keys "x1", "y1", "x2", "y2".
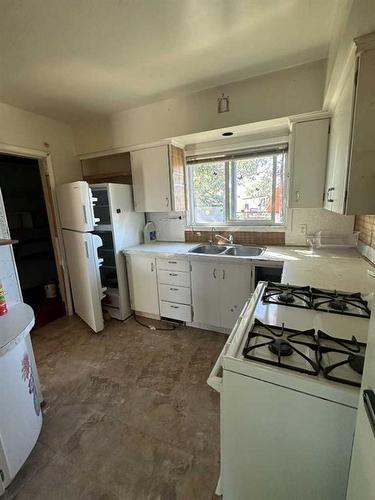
[
  {"x1": 325, "y1": 0, "x2": 375, "y2": 108},
  {"x1": 285, "y1": 209, "x2": 354, "y2": 245},
  {"x1": 74, "y1": 59, "x2": 326, "y2": 155},
  {"x1": 0, "y1": 102, "x2": 81, "y2": 185}
]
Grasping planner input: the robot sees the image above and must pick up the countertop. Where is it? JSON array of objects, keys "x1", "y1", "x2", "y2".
[{"x1": 124, "y1": 242, "x2": 375, "y2": 294}]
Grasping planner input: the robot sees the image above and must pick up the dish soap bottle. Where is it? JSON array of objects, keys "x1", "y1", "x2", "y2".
[{"x1": 143, "y1": 221, "x2": 157, "y2": 243}]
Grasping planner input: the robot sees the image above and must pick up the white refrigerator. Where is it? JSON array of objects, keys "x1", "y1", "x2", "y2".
[{"x1": 57, "y1": 181, "x2": 144, "y2": 333}]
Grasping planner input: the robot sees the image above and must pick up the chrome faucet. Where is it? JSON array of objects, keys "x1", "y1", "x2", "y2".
[{"x1": 215, "y1": 233, "x2": 234, "y2": 245}]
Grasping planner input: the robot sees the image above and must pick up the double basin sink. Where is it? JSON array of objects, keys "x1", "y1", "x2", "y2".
[{"x1": 189, "y1": 244, "x2": 266, "y2": 257}]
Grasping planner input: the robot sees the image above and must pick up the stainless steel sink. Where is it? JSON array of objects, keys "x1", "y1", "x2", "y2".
[
  {"x1": 189, "y1": 244, "x2": 265, "y2": 256},
  {"x1": 189, "y1": 244, "x2": 227, "y2": 255},
  {"x1": 224, "y1": 246, "x2": 265, "y2": 257}
]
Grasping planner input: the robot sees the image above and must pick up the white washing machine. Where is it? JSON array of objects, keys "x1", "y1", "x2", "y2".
[{"x1": 0, "y1": 303, "x2": 42, "y2": 496}]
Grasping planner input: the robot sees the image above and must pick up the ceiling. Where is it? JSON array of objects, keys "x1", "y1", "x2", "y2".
[{"x1": 0, "y1": 0, "x2": 338, "y2": 124}]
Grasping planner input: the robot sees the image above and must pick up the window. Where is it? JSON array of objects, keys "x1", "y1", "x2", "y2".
[{"x1": 187, "y1": 146, "x2": 287, "y2": 226}]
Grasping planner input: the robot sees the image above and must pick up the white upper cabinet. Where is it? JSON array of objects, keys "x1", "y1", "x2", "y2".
[
  {"x1": 324, "y1": 60, "x2": 356, "y2": 213},
  {"x1": 130, "y1": 144, "x2": 186, "y2": 212},
  {"x1": 288, "y1": 117, "x2": 330, "y2": 209},
  {"x1": 325, "y1": 33, "x2": 375, "y2": 215}
]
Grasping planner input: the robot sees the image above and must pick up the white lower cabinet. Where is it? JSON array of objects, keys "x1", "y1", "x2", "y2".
[
  {"x1": 156, "y1": 257, "x2": 192, "y2": 322},
  {"x1": 191, "y1": 260, "x2": 252, "y2": 330},
  {"x1": 126, "y1": 254, "x2": 159, "y2": 316},
  {"x1": 219, "y1": 262, "x2": 253, "y2": 329}
]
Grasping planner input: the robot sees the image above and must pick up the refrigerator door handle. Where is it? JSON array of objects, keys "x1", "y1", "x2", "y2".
[
  {"x1": 84, "y1": 241, "x2": 89, "y2": 259},
  {"x1": 363, "y1": 390, "x2": 375, "y2": 437},
  {"x1": 82, "y1": 204, "x2": 88, "y2": 224}
]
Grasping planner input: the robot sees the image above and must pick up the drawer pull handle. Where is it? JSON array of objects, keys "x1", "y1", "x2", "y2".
[
  {"x1": 170, "y1": 288, "x2": 179, "y2": 291},
  {"x1": 171, "y1": 305, "x2": 179, "y2": 309},
  {"x1": 168, "y1": 261, "x2": 177, "y2": 264},
  {"x1": 169, "y1": 273, "x2": 178, "y2": 276}
]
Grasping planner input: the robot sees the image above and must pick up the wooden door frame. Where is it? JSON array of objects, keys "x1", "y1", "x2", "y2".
[{"x1": 0, "y1": 142, "x2": 73, "y2": 315}]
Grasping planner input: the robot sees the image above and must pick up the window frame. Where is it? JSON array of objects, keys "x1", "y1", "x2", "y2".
[{"x1": 187, "y1": 147, "x2": 288, "y2": 227}]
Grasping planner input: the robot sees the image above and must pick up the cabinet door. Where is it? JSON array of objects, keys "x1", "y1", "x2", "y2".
[
  {"x1": 346, "y1": 49, "x2": 375, "y2": 214},
  {"x1": 191, "y1": 260, "x2": 221, "y2": 327},
  {"x1": 289, "y1": 118, "x2": 329, "y2": 208},
  {"x1": 219, "y1": 263, "x2": 252, "y2": 330},
  {"x1": 169, "y1": 145, "x2": 186, "y2": 212},
  {"x1": 326, "y1": 61, "x2": 356, "y2": 214},
  {"x1": 127, "y1": 255, "x2": 159, "y2": 315},
  {"x1": 130, "y1": 146, "x2": 171, "y2": 212}
]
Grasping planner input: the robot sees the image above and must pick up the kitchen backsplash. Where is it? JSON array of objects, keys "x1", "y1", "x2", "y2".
[
  {"x1": 146, "y1": 212, "x2": 186, "y2": 241},
  {"x1": 148, "y1": 209, "x2": 355, "y2": 247},
  {"x1": 355, "y1": 215, "x2": 375, "y2": 263},
  {"x1": 185, "y1": 230, "x2": 285, "y2": 245}
]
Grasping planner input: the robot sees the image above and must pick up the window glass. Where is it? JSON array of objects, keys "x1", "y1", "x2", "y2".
[
  {"x1": 188, "y1": 149, "x2": 287, "y2": 226},
  {"x1": 191, "y1": 161, "x2": 225, "y2": 224}
]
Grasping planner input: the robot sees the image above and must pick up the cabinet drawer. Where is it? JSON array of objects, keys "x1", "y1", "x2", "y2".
[
  {"x1": 156, "y1": 257, "x2": 190, "y2": 272},
  {"x1": 158, "y1": 269, "x2": 191, "y2": 287},
  {"x1": 160, "y1": 301, "x2": 192, "y2": 322},
  {"x1": 158, "y1": 284, "x2": 191, "y2": 305}
]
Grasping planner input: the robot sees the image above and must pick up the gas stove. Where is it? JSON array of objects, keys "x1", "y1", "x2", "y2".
[
  {"x1": 242, "y1": 318, "x2": 366, "y2": 386},
  {"x1": 262, "y1": 282, "x2": 370, "y2": 319}
]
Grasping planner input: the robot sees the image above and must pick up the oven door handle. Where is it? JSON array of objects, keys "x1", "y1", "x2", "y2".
[
  {"x1": 363, "y1": 389, "x2": 375, "y2": 437},
  {"x1": 207, "y1": 285, "x2": 265, "y2": 393},
  {"x1": 207, "y1": 316, "x2": 243, "y2": 393}
]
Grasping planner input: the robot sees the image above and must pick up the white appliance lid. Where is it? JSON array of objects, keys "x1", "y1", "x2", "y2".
[{"x1": 0, "y1": 303, "x2": 35, "y2": 354}]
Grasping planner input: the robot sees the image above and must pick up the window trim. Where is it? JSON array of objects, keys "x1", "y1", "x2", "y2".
[{"x1": 186, "y1": 146, "x2": 288, "y2": 227}]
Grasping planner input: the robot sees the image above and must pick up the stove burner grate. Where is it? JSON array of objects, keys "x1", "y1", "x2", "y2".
[
  {"x1": 311, "y1": 288, "x2": 370, "y2": 318},
  {"x1": 242, "y1": 322, "x2": 367, "y2": 386},
  {"x1": 348, "y1": 355, "x2": 365, "y2": 375},
  {"x1": 242, "y1": 319, "x2": 319, "y2": 375},
  {"x1": 316, "y1": 330, "x2": 366, "y2": 387},
  {"x1": 263, "y1": 282, "x2": 312, "y2": 309}
]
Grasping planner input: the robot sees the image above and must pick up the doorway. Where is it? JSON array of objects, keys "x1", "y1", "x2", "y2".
[{"x1": 0, "y1": 153, "x2": 65, "y2": 328}]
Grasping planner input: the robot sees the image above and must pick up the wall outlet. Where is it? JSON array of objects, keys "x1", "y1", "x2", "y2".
[{"x1": 299, "y1": 224, "x2": 307, "y2": 235}]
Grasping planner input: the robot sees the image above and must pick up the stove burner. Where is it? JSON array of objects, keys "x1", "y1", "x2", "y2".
[
  {"x1": 268, "y1": 339, "x2": 293, "y2": 356},
  {"x1": 311, "y1": 288, "x2": 370, "y2": 318},
  {"x1": 278, "y1": 292, "x2": 295, "y2": 304},
  {"x1": 348, "y1": 355, "x2": 365, "y2": 375},
  {"x1": 328, "y1": 298, "x2": 348, "y2": 312}
]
